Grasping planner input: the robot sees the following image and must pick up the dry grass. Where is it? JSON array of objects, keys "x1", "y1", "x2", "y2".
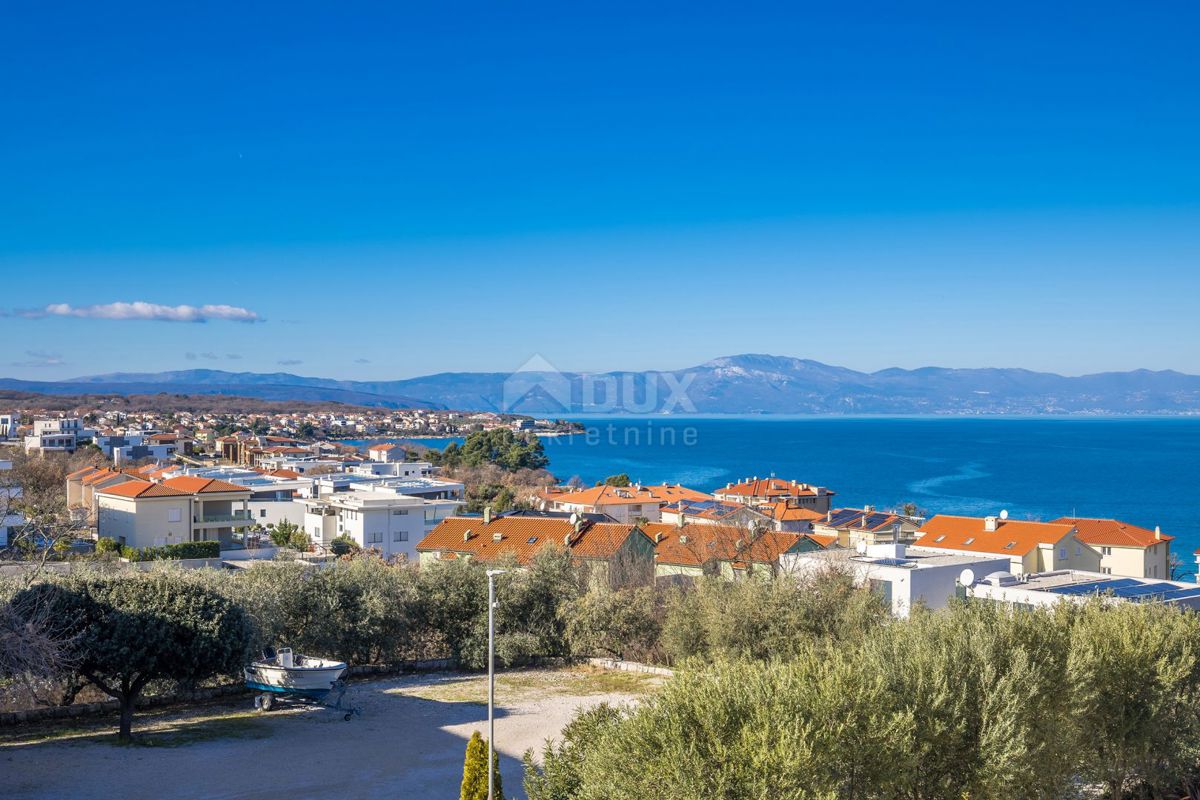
[
  {"x1": 0, "y1": 699, "x2": 277, "y2": 749},
  {"x1": 389, "y1": 665, "x2": 663, "y2": 705}
]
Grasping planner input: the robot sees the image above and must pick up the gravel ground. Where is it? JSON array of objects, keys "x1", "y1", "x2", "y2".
[{"x1": 1, "y1": 667, "x2": 659, "y2": 800}]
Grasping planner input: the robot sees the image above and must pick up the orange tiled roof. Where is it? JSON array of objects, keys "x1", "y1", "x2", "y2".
[
  {"x1": 99, "y1": 480, "x2": 191, "y2": 498},
  {"x1": 67, "y1": 466, "x2": 101, "y2": 480},
  {"x1": 642, "y1": 522, "x2": 803, "y2": 568},
  {"x1": 804, "y1": 533, "x2": 838, "y2": 549},
  {"x1": 541, "y1": 484, "x2": 712, "y2": 508},
  {"x1": 368, "y1": 443, "x2": 399, "y2": 451},
  {"x1": 766, "y1": 501, "x2": 827, "y2": 522},
  {"x1": 160, "y1": 476, "x2": 249, "y2": 494},
  {"x1": 416, "y1": 517, "x2": 641, "y2": 565},
  {"x1": 716, "y1": 477, "x2": 830, "y2": 499},
  {"x1": 1053, "y1": 518, "x2": 1173, "y2": 548},
  {"x1": 915, "y1": 515, "x2": 1075, "y2": 557},
  {"x1": 263, "y1": 468, "x2": 303, "y2": 479}
]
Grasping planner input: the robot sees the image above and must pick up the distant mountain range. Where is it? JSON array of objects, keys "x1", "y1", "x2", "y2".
[{"x1": 3, "y1": 355, "x2": 1200, "y2": 415}]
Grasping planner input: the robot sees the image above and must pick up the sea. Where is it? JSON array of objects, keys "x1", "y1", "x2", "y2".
[{"x1": 346, "y1": 416, "x2": 1200, "y2": 576}]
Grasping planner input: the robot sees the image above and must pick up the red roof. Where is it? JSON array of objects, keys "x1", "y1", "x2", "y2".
[
  {"x1": 715, "y1": 477, "x2": 831, "y2": 500},
  {"x1": 100, "y1": 480, "x2": 191, "y2": 498},
  {"x1": 916, "y1": 515, "x2": 1075, "y2": 557},
  {"x1": 160, "y1": 476, "x2": 249, "y2": 494},
  {"x1": 642, "y1": 522, "x2": 804, "y2": 569},
  {"x1": 541, "y1": 484, "x2": 712, "y2": 508},
  {"x1": 1053, "y1": 518, "x2": 1172, "y2": 548},
  {"x1": 417, "y1": 517, "x2": 643, "y2": 565}
]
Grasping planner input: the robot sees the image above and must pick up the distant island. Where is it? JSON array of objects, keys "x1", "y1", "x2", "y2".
[{"x1": 3, "y1": 354, "x2": 1200, "y2": 415}]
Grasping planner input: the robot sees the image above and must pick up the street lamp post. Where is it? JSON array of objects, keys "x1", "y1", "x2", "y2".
[{"x1": 486, "y1": 568, "x2": 507, "y2": 800}]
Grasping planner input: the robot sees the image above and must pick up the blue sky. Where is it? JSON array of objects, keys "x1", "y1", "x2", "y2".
[{"x1": 2, "y1": 1, "x2": 1197, "y2": 380}]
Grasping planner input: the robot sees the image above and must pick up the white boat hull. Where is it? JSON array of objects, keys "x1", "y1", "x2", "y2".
[{"x1": 245, "y1": 653, "x2": 347, "y2": 695}]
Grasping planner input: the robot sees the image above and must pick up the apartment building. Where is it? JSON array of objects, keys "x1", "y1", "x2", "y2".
[
  {"x1": 811, "y1": 507, "x2": 924, "y2": 549},
  {"x1": 912, "y1": 513, "x2": 1097, "y2": 577},
  {"x1": 713, "y1": 476, "x2": 835, "y2": 513},
  {"x1": 300, "y1": 489, "x2": 451, "y2": 561},
  {"x1": 1053, "y1": 517, "x2": 1173, "y2": 579},
  {"x1": 0, "y1": 414, "x2": 18, "y2": 439},
  {"x1": 96, "y1": 476, "x2": 253, "y2": 549},
  {"x1": 642, "y1": 521, "x2": 824, "y2": 581},
  {"x1": 538, "y1": 483, "x2": 712, "y2": 524},
  {"x1": 416, "y1": 513, "x2": 654, "y2": 586},
  {"x1": 25, "y1": 418, "x2": 93, "y2": 454},
  {"x1": 782, "y1": 543, "x2": 1012, "y2": 618}
]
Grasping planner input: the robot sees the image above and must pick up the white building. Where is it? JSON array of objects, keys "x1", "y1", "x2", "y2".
[
  {"x1": 96, "y1": 476, "x2": 253, "y2": 550},
  {"x1": 0, "y1": 459, "x2": 25, "y2": 547},
  {"x1": 966, "y1": 569, "x2": 1200, "y2": 610},
  {"x1": 25, "y1": 418, "x2": 94, "y2": 454},
  {"x1": 782, "y1": 542, "x2": 1011, "y2": 618},
  {"x1": 156, "y1": 465, "x2": 312, "y2": 527},
  {"x1": 0, "y1": 414, "x2": 18, "y2": 439},
  {"x1": 299, "y1": 489, "x2": 449, "y2": 560}
]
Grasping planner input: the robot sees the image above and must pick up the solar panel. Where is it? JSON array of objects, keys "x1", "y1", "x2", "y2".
[
  {"x1": 1159, "y1": 587, "x2": 1200, "y2": 602},
  {"x1": 871, "y1": 558, "x2": 914, "y2": 567},
  {"x1": 1112, "y1": 582, "x2": 1179, "y2": 600}
]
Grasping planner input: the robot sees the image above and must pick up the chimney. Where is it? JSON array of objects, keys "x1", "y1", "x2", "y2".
[
  {"x1": 463, "y1": 529, "x2": 472, "y2": 542},
  {"x1": 826, "y1": 510, "x2": 833, "y2": 523},
  {"x1": 492, "y1": 532, "x2": 503, "y2": 542},
  {"x1": 1155, "y1": 525, "x2": 1162, "y2": 541},
  {"x1": 563, "y1": 532, "x2": 572, "y2": 546},
  {"x1": 864, "y1": 505, "x2": 874, "y2": 513},
  {"x1": 483, "y1": 506, "x2": 492, "y2": 525},
  {"x1": 574, "y1": 518, "x2": 584, "y2": 535},
  {"x1": 676, "y1": 515, "x2": 685, "y2": 528},
  {"x1": 654, "y1": 532, "x2": 664, "y2": 543},
  {"x1": 679, "y1": 534, "x2": 688, "y2": 545},
  {"x1": 984, "y1": 516, "x2": 998, "y2": 532}
]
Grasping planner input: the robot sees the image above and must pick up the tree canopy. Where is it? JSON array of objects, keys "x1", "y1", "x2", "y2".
[{"x1": 436, "y1": 429, "x2": 549, "y2": 471}]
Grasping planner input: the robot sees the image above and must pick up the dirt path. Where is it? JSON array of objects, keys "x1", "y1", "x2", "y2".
[{"x1": 1, "y1": 667, "x2": 659, "y2": 800}]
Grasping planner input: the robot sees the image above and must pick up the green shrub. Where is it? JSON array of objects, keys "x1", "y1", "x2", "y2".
[
  {"x1": 269, "y1": 520, "x2": 299, "y2": 548},
  {"x1": 120, "y1": 541, "x2": 221, "y2": 561},
  {"x1": 495, "y1": 631, "x2": 540, "y2": 667},
  {"x1": 95, "y1": 537, "x2": 121, "y2": 555},
  {"x1": 330, "y1": 535, "x2": 360, "y2": 556},
  {"x1": 288, "y1": 530, "x2": 311, "y2": 552}
]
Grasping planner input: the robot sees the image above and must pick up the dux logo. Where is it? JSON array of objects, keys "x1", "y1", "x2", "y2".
[
  {"x1": 503, "y1": 354, "x2": 699, "y2": 415},
  {"x1": 502, "y1": 355, "x2": 573, "y2": 414}
]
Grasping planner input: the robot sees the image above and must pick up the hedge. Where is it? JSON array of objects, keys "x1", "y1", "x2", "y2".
[{"x1": 121, "y1": 541, "x2": 221, "y2": 562}]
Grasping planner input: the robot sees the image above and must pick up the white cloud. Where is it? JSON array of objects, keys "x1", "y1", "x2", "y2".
[
  {"x1": 11, "y1": 350, "x2": 66, "y2": 368},
  {"x1": 16, "y1": 301, "x2": 262, "y2": 323}
]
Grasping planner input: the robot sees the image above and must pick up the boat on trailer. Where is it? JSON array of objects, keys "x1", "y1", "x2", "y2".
[{"x1": 244, "y1": 647, "x2": 358, "y2": 720}]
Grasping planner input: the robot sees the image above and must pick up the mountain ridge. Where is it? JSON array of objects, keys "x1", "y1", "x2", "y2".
[{"x1": 2, "y1": 355, "x2": 1198, "y2": 414}]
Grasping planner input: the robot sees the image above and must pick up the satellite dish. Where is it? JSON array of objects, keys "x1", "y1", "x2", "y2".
[
  {"x1": 855, "y1": 540, "x2": 868, "y2": 555},
  {"x1": 999, "y1": 509, "x2": 1009, "y2": 520},
  {"x1": 959, "y1": 568, "x2": 976, "y2": 588}
]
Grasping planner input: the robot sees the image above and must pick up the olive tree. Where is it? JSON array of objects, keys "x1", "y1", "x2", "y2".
[{"x1": 11, "y1": 572, "x2": 256, "y2": 741}]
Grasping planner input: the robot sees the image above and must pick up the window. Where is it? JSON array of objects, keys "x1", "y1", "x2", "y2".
[
  {"x1": 1101, "y1": 567, "x2": 1112, "y2": 575},
  {"x1": 1101, "y1": 546, "x2": 1112, "y2": 556},
  {"x1": 392, "y1": 509, "x2": 408, "y2": 516},
  {"x1": 527, "y1": 537, "x2": 538, "y2": 544},
  {"x1": 1075, "y1": 544, "x2": 1081, "y2": 557},
  {"x1": 963, "y1": 537, "x2": 975, "y2": 545},
  {"x1": 1058, "y1": 548, "x2": 1067, "y2": 560},
  {"x1": 260, "y1": 509, "x2": 267, "y2": 518},
  {"x1": 368, "y1": 531, "x2": 382, "y2": 543},
  {"x1": 393, "y1": 530, "x2": 408, "y2": 542},
  {"x1": 934, "y1": 535, "x2": 945, "y2": 543},
  {"x1": 167, "y1": 508, "x2": 182, "y2": 523}
]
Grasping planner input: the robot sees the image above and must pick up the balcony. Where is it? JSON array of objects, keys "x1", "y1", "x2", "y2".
[{"x1": 195, "y1": 511, "x2": 253, "y2": 526}]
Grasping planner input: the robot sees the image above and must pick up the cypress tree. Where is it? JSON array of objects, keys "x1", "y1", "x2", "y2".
[{"x1": 461, "y1": 731, "x2": 504, "y2": 800}]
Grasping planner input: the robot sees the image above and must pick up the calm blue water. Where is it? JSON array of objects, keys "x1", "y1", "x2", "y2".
[{"x1": 352, "y1": 418, "x2": 1200, "y2": 573}]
